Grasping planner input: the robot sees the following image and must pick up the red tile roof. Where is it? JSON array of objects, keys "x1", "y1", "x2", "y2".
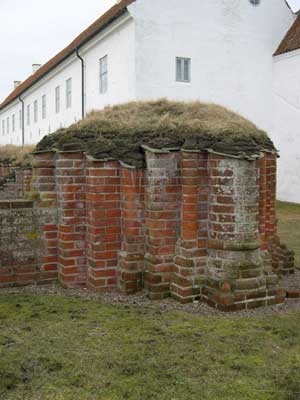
[
  {"x1": 0, "y1": 0, "x2": 136, "y2": 111},
  {"x1": 274, "y1": 16, "x2": 300, "y2": 56}
]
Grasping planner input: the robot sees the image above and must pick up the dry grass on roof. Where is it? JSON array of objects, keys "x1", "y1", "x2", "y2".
[
  {"x1": 37, "y1": 99, "x2": 275, "y2": 168},
  {"x1": 0, "y1": 145, "x2": 34, "y2": 167}
]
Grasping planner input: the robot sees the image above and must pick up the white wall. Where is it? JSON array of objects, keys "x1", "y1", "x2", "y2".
[
  {"x1": 0, "y1": 99, "x2": 23, "y2": 146},
  {"x1": 0, "y1": 0, "x2": 298, "y2": 203},
  {"x1": 0, "y1": 14, "x2": 135, "y2": 145},
  {"x1": 273, "y1": 50, "x2": 300, "y2": 203},
  {"x1": 83, "y1": 17, "x2": 135, "y2": 113},
  {"x1": 128, "y1": 0, "x2": 295, "y2": 201},
  {"x1": 130, "y1": 0, "x2": 294, "y2": 131},
  {"x1": 0, "y1": 56, "x2": 82, "y2": 146}
]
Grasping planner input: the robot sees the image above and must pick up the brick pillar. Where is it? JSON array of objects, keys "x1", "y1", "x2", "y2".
[
  {"x1": 15, "y1": 167, "x2": 24, "y2": 194},
  {"x1": 144, "y1": 150, "x2": 181, "y2": 300},
  {"x1": 31, "y1": 151, "x2": 57, "y2": 207},
  {"x1": 2, "y1": 165, "x2": 10, "y2": 178},
  {"x1": 265, "y1": 153, "x2": 277, "y2": 240},
  {"x1": 31, "y1": 150, "x2": 58, "y2": 281},
  {"x1": 86, "y1": 158, "x2": 121, "y2": 291},
  {"x1": 206, "y1": 154, "x2": 284, "y2": 311},
  {"x1": 119, "y1": 165, "x2": 145, "y2": 294},
  {"x1": 259, "y1": 155, "x2": 268, "y2": 251},
  {"x1": 261, "y1": 152, "x2": 294, "y2": 275},
  {"x1": 22, "y1": 168, "x2": 33, "y2": 195},
  {"x1": 56, "y1": 151, "x2": 86, "y2": 287},
  {"x1": 171, "y1": 151, "x2": 208, "y2": 303}
]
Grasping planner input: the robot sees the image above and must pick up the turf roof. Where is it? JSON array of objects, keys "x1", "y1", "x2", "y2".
[{"x1": 36, "y1": 99, "x2": 276, "y2": 168}]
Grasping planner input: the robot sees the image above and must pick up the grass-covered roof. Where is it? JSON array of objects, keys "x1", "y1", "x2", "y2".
[
  {"x1": 0, "y1": 145, "x2": 34, "y2": 167},
  {"x1": 36, "y1": 99, "x2": 275, "y2": 168}
]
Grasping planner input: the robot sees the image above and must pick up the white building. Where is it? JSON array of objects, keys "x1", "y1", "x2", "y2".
[{"x1": 0, "y1": 0, "x2": 299, "y2": 202}]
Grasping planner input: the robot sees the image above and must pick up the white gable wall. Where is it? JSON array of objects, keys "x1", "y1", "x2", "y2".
[
  {"x1": 130, "y1": 0, "x2": 294, "y2": 132},
  {"x1": 273, "y1": 51, "x2": 300, "y2": 203},
  {"x1": 128, "y1": 0, "x2": 295, "y2": 201}
]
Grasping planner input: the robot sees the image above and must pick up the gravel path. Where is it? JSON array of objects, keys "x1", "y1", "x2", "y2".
[{"x1": 2, "y1": 283, "x2": 300, "y2": 318}]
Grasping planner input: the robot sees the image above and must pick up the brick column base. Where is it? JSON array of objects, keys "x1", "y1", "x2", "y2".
[{"x1": 204, "y1": 154, "x2": 284, "y2": 311}]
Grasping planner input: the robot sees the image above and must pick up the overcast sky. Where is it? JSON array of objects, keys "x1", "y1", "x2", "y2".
[{"x1": 0, "y1": 0, "x2": 299, "y2": 102}]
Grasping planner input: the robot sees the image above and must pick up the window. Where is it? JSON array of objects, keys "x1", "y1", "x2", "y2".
[
  {"x1": 27, "y1": 105, "x2": 30, "y2": 126},
  {"x1": 176, "y1": 57, "x2": 191, "y2": 83},
  {"x1": 7, "y1": 117, "x2": 9, "y2": 134},
  {"x1": 249, "y1": 0, "x2": 260, "y2": 5},
  {"x1": 34, "y1": 100, "x2": 38, "y2": 123},
  {"x1": 55, "y1": 86, "x2": 60, "y2": 113},
  {"x1": 66, "y1": 78, "x2": 72, "y2": 108},
  {"x1": 42, "y1": 95, "x2": 46, "y2": 119},
  {"x1": 12, "y1": 114, "x2": 15, "y2": 132},
  {"x1": 19, "y1": 110, "x2": 22, "y2": 129},
  {"x1": 2, "y1": 120, "x2": 5, "y2": 136},
  {"x1": 99, "y1": 55, "x2": 108, "y2": 94}
]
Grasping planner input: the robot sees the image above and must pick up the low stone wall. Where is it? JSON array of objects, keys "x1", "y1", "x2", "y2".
[
  {"x1": 0, "y1": 200, "x2": 58, "y2": 287},
  {"x1": 0, "y1": 149, "x2": 294, "y2": 310}
]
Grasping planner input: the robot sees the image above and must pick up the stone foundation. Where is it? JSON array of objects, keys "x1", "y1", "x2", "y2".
[{"x1": 0, "y1": 149, "x2": 294, "y2": 311}]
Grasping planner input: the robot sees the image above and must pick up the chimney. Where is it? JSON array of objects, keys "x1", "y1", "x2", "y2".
[
  {"x1": 32, "y1": 63, "x2": 41, "y2": 74},
  {"x1": 14, "y1": 81, "x2": 21, "y2": 89}
]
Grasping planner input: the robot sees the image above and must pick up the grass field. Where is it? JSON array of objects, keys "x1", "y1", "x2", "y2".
[
  {"x1": 276, "y1": 201, "x2": 300, "y2": 267},
  {"x1": 0, "y1": 201, "x2": 299, "y2": 400},
  {"x1": 1, "y1": 294, "x2": 300, "y2": 400}
]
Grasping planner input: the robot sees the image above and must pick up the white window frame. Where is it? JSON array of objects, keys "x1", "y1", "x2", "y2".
[
  {"x1": 99, "y1": 55, "x2": 108, "y2": 94},
  {"x1": 55, "y1": 86, "x2": 60, "y2": 114},
  {"x1": 34, "y1": 100, "x2": 38, "y2": 123},
  {"x1": 66, "y1": 78, "x2": 72, "y2": 108},
  {"x1": 42, "y1": 95, "x2": 46, "y2": 119},
  {"x1": 176, "y1": 57, "x2": 191, "y2": 83}
]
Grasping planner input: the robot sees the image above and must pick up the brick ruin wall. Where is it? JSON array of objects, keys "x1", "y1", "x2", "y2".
[
  {"x1": 0, "y1": 149, "x2": 294, "y2": 311},
  {"x1": 0, "y1": 165, "x2": 32, "y2": 199},
  {"x1": 0, "y1": 200, "x2": 57, "y2": 287}
]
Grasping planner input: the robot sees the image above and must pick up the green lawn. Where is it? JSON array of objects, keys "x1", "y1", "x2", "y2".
[
  {"x1": 277, "y1": 201, "x2": 300, "y2": 267},
  {"x1": 1, "y1": 294, "x2": 300, "y2": 400},
  {"x1": 0, "y1": 201, "x2": 299, "y2": 399}
]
